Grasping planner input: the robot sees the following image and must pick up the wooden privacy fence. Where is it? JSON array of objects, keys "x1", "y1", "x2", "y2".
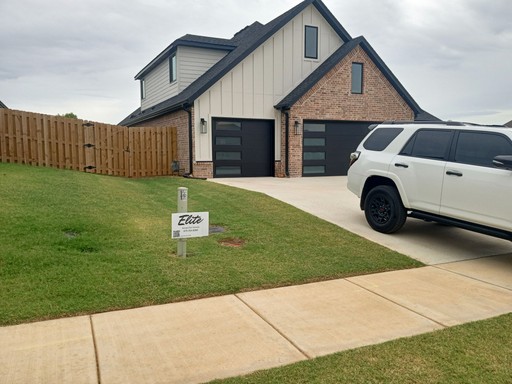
[{"x1": 0, "y1": 109, "x2": 177, "y2": 177}]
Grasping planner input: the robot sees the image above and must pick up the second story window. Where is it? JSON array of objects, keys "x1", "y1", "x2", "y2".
[
  {"x1": 169, "y1": 53, "x2": 177, "y2": 83},
  {"x1": 304, "y1": 25, "x2": 318, "y2": 59},
  {"x1": 140, "y1": 79, "x2": 146, "y2": 100},
  {"x1": 351, "y1": 62, "x2": 363, "y2": 94}
]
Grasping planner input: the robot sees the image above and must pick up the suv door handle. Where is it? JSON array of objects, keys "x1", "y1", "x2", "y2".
[
  {"x1": 394, "y1": 163, "x2": 409, "y2": 168},
  {"x1": 446, "y1": 170, "x2": 463, "y2": 177}
]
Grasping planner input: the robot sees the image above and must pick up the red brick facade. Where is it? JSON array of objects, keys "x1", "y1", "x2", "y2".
[
  {"x1": 277, "y1": 46, "x2": 414, "y2": 177},
  {"x1": 138, "y1": 46, "x2": 414, "y2": 179}
]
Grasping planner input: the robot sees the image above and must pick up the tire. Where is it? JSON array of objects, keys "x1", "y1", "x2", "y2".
[{"x1": 364, "y1": 185, "x2": 406, "y2": 234}]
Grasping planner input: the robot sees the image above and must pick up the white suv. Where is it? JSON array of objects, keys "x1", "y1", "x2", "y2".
[{"x1": 347, "y1": 121, "x2": 512, "y2": 241}]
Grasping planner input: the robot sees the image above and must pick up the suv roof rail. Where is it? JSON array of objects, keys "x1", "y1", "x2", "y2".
[{"x1": 381, "y1": 120, "x2": 466, "y2": 126}]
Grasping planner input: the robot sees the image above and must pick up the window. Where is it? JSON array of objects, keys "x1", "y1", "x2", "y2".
[
  {"x1": 351, "y1": 63, "x2": 363, "y2": 94},
  {"x1": 304, "y1": 123, "x2": 325, "y2": 132},
  {"x1": 400, "y1": 129, "x2": 453, "y2": 160},
  {"x1": 304, "y1": 26, "x2": 318, "y2": 59},
  {"x1": 455, "y1": 131, "x2": 512, "y2": 168},
  {"x1": 304, "y1": 138, "x2": 325, "y2": 146},
  {"x1": 169, "y1": 53, "x2": 177, "y2": 83},
  {"x1": 363, "y1": 128, "x2": 403, "y2": 151},
  {"x1": 304, "y1": 152, "x2": 326, "y2": 161},
  {"x1": 215, "y1": 137, "x2": 241, "y2": 146},
  {"x1": 303, "y1": 165, "x2": 325, "y2": 174},
  {"x1": 140, "y1": 79, "x2": 146, "y2": 100}
]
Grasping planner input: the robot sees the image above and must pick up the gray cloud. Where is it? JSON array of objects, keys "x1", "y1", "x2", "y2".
[{"x1": 0, "y1": 0, "x2": 510, "y2": 124}]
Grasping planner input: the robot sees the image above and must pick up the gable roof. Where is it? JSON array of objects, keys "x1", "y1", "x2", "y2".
[
  {"x1": 275, "y1": 36, "x2": 439, "y2": 121},
  {"x1": 0, "y1": 100, "x2": 6, "y2": 109},
  {"x1": 120, "y1": 0, "x2": 438, "y2": 125},
  {"x1": 121, "y1": 0, "x2": 352, "y2": 126}
]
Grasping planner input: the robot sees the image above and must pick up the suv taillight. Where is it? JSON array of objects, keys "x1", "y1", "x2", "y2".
[{"x1": 349, "y1": 151, "x2": 360, "y2": 167}]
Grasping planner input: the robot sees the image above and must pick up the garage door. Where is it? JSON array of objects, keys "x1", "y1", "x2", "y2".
[
  {"x1": 303, "y1": 121, "x2": 372, "y2": 176},
  {"x1": 213, "y1": 118, "x2": 274, "y2": 178}
]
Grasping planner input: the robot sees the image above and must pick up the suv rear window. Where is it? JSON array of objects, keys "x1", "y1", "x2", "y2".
[{"x1": 363, "y1": 128, "x2": 403, "y2": 151}]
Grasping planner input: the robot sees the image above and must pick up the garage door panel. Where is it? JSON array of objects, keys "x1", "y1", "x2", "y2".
[{"x1": 303, "y1": 121, "x2": 372, "y2": 176}]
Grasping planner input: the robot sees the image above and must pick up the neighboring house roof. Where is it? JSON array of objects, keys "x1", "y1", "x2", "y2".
[
  {"x1": 0, "y1": 100, "x2": 7, "y2": 109},
  {"x1": 120, "y1": 0, "x2": 437, "y2": 125},
  {"x1": 505, "y1": 120, "x2": 512, "y2": 127}
]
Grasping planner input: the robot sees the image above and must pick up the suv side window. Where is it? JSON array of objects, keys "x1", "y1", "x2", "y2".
[
  {"x1": 363, "y1": 128, "x2": 403, "y2": 151},
  {"x1": 400, "y1": 129, "x2": 453, "y2": 160},
  {"x1": 455, "y1": 131, "x2": 512, "y2": 167}
]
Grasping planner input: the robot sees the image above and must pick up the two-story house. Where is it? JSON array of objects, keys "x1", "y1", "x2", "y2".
[{"x1": 120, "y1": 0, "x2": 437, "y2": 178}]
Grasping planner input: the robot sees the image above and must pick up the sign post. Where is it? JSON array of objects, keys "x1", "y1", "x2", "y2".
[
  {"x1": 177, "y1": 187, "x2": 188, "y2": 257},
  {"x1": 172, "y1": 187, "x2": 209, "y2": 258}
]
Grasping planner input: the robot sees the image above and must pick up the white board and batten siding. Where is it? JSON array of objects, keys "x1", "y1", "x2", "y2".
[
  {"x1": 194, "y1": 4, "x2": 344, "y2": 161},
  {"x1": 141, "y1": 46, "x2": 229, "y2": 111}
]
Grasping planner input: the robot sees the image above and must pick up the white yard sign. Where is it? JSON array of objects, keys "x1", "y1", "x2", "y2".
[{"x1": 172, "y1": 212, "x2": 209, "y2": 239}]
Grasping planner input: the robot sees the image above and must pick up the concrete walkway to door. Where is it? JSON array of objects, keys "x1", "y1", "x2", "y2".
[{"x1": 211, "y1": 177, "x2": 512, "y2": 265}]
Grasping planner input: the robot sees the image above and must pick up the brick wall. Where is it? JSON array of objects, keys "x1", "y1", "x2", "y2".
[{"x1": 282, "y1": 45, "x2": 414, "y2": 177}]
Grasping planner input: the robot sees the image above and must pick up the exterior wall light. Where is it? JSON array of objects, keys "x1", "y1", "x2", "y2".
[
  {"x1": 294, "y1": 120, "x2": 302, "y2": 135},
  {"x1": 200, "y1": 118, "x2": 208, "y2": 134}
]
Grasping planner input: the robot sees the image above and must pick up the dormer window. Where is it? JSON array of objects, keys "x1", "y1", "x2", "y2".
[
  {"x1": 169, "y1": 53, "x2": 177, "y2": 83},
  {"x1": 304, "y1": 25, "x2": 318, "y2": 59}
]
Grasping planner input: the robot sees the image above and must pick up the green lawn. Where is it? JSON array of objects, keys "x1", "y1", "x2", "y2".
[
  {"x1": 0, "y1": 163, "x2": 421, "y2": 325},
  {"x1": 212, "y1": 313, "x2": 512, "y2": 384}
]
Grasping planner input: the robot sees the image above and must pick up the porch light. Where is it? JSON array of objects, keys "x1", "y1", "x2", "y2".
[
  {"x1": 200, "y1": 118, "x2": 208, "y2": 134},
  {"x1": 294, "y1": 120, "x2": 302, "y2": 135}
]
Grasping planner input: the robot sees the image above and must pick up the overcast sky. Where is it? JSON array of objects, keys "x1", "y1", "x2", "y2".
[{"x1": 1, "y1": 0, "x2": 511, "y2": 125}]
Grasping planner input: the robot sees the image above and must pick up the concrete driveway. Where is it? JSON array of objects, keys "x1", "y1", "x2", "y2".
[{"x1": 211, "y1": 177, "x2": 512, "y2": 265}]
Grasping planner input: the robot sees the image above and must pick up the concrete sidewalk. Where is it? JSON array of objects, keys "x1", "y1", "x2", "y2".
[{"x1": 1, "y1": 254, "x2": 512, "y2": 384}]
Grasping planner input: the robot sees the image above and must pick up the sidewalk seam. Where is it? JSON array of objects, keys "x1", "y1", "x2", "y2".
[
  {"x1": 89, "y1": 315, "x2": 102, "y2": 384},
  {"x1": 345, "y1": 278, "x2": 448, "y2": 329},
  {"x1": 433, "y1": 265, "x2": 512, "y2": 292},
  {"x1": 234, "y1": 294, "x2": 312, "y2": 360}
]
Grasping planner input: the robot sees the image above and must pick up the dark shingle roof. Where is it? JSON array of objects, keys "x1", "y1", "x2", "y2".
[
  {"x1": 0, "y1": 100, "x2": 6, "y2": 108},
  {"x1": 120, "y1": 0, "x2": 438, "y2": 125},
  {"x1": 121, "y1": 0, "x2": 352, "y2": 126},
  {"x1": 275, "y1": 36, "x2": 439, "y2": 121}
]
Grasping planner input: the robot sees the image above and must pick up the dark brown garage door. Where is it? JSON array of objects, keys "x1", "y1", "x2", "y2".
[
  {"x1": 303, "y1": 121, "x2": 372, "y2": 176},
  {"x1": 213, "y1": 118, "x2": 274, "y2": 178}
]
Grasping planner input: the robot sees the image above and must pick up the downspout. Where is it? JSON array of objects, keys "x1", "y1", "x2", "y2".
[
  {"x1": 183, "y1": 103, "x2": 207, "y2": 180},
  {"x1": 184, "y1": 104, "x2": 194, "y2": 176},
  {"x1": 283, "y1": 109, "x2": 290, "y2": 177}
]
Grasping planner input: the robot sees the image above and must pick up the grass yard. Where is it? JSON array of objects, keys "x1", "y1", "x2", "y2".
[
  {"x1": 0, "y1": 163, "x2": 421, "y2": 325},
  {"x1": 212, "y1": 313, "x2": 512, "y2": 384}
]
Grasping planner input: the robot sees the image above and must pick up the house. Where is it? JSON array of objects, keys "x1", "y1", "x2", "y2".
[
  {"x1": 0, "y1": 100, "x2": 7, "y2": 109},
  {"x1": 120, "y1": 0, "x2": 437, "y2": 178}
]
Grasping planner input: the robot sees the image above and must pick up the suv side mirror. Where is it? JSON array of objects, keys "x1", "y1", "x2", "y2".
[{"x1": 493, "y1": 155, "x2": 512, "y2": 170}]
